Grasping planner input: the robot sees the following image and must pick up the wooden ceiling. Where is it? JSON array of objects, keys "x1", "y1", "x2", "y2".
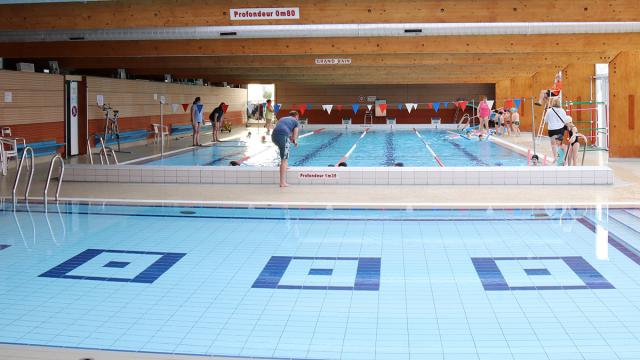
[{"x1": 0, "y1": 1, "x2": 634, "y2": 85}]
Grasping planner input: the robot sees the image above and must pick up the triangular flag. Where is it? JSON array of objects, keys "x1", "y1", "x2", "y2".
[
  {"x1": 299, "y1": 104, "x2": 307, "y2": 116},
  {"x1": 433, "y1": 102, "x2": 441, "y2": 112},
  {"x1": 504, "y1": 99, "x2": 514, "y2": 109},
  {"x1": 379, "y1": 103, "x2": 387, "y2": 113},
  {"x1": 336, "y1": 105, "x2": 343, "y2": 111},
  {"x1": 459, "y1": 101, "x2": 468, "y2": 109},
  {"x1": 307, "y1": 103, "x2": 313, "y2": 110},
  {"x1": 322, "y1": 104, "x2": 333, "y2": 114},
  {"x1": 222, "y1": 104, "x2": 229, "y2": 113},
  {"x1": 352, "y1": 104, "x2": 359, "y2": 114},
  {"x1": 487, "y1": 100, "x2": 494, "y2": 109},
  {"x1": 513, "y1": 98, "x2": 521, "y2": 108},
  {"x1": 443, "y1": 102, "x2": 449, "y2": 109},
  {"x1": 367, "y1": 104, "x2": 373, "y2": 111},
  {"x1": 412, "y1": 103, "x2": 418, "y2": 111},
  {"x1": 426, "y1": 103, "x2": 433, "y2": 109},
  {"x1": 196, "y1": 104, "x2": 204, "y2": 113},
  {"x1": 181, "y1": 103, "x2": 189, "y2": 112},
  {"x1": 405, "y1": 103, "x2": 414, "y2": 113},
  {"x1": 274, "y1": 103, "x2": 281, "y2": 113},
  {"x1": 171, "y1": 103, "x2": 179, "y2": 113},
  {"x1": 397, "y1": 103, "x2": 403, "y2": 110}
]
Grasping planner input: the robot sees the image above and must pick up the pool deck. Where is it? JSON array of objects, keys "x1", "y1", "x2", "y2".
[{"x1": 0, "y1": 128, "x2": 637, "y2": 208}]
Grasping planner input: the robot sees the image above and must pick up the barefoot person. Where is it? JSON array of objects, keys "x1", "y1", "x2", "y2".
[
  {"x1": 191, "y1": 97, "x2": 203, "y2": 146},
  {"x1": 209, "y1": 102, "x2": 226, "y2": 142},
  {"x1": 271, "y1": 110, "x2": 300, "y2": 187}
]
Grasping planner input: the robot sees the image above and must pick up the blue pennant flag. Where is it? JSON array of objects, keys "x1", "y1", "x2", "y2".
[
  {"x1": 196, "y1": 104, "x2": 204, "y2": 113},
  {"x1": 513, "y1": 98, "x2": 521, "y2": 108},
  {"x1": 397, "y1": 103, "x2": 404, "y2": 110},
  {"x1": 433, "y1": 102, "x2": 440, "y2": 112},
  {"x1": 274, "y1": 103, "x2": 281, "y2": 113},
  {"x1": 352, "y1": 104, "x2": 359, "y2": 114},
  {"x1": 307, "y1": 103, "x2": 313, "y2": 110},
  {"x1": 443, "y1": 102, "x2": 449, "y2": 109}
]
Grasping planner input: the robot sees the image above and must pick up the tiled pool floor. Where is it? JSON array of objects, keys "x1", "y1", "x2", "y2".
[{"x1": 1, "y1": 204, "x2": 640, "y2": 359}]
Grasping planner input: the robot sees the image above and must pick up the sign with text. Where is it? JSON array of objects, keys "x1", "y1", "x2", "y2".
[
  {"x1": 230, "y1": 7, "x2": 299, "y2": 20},
  {"x1": 315, "y1": 58, "x2": 352, "y2": 65},
  {"x1": 299, "y1": 172, "x2": 338, "y2": 179}
]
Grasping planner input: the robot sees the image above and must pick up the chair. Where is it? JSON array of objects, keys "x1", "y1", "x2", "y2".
[
  {"x1": 0, "y1": 138, "x2": 21, "y2": 168},
  {"x1": 0, "y1": 139, "x2": 6, "y2": 176},
  {"x1": 1, "y1": 127, "x2": 11, "y2": 137},
  {"x1": 152, "y1": 123, "x2": 169, "y2": 144}
]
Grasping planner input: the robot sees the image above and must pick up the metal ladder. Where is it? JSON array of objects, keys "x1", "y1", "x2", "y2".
[
  {"x1": 99, "y1": 137, "x2": 119, "y2": 165},
  {"x1": 44, "y1": 154, "x2": 64, "y2": 209},
  {"x1": 364, "y1": 111, "x2": 373, "y2": 126},
  {"x1": 12, "y1": 147, "x2": 35, "y2": 205}
]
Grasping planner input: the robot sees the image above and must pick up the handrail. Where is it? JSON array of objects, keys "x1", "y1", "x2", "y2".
[
  {"x1": 12, "y1": 147, "x2": 35, "y2": 204},
  {"x1": 99, "y1": 137, "x2": 109, "y2": 165},
  {"x1": 87, "y1": 138, "x2": 94, "y2": 165},
  {"x1": 44, "y1": 154, "x2": 64, "y2": 208}
]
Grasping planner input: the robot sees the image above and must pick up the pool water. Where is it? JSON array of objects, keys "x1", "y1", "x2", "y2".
[
  {"x1": 143, "y1": 129, "x2": 526, "y2": 167},
  {"x1": 1, "y1": 203, "x2": 640, "y2": 359}
]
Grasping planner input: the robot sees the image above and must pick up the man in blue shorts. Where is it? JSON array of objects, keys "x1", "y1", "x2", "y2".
[{"x1": 271, "y1": 110, "x2": 300, "y2": 187}]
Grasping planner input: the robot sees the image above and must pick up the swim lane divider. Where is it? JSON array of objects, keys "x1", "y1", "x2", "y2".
[
  {"x1": 298, "y1": 128, "x2": 325, "y2": 139},
  {"x1": 335, "y1": 128, "x2": 369, "y2": 166},
  {"x1": 233, "y1": 128, "x2": 326, "y2": 164},
  {"x1": 413, "y1": 128, "x2": 445, "y2": 167}
]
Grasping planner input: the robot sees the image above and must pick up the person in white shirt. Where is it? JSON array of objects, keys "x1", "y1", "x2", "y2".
[{"x1": 543, "y1": 97, "x2": 569, "y2": 161}]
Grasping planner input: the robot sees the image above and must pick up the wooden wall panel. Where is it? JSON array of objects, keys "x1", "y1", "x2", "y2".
[
  {"x1": 609, "y1": 51, "x2": 640, "y2": 157},
  {"x1": 562, "y1": 63, "x2": 595, "y2": 129},
  {"x1": 276, "y1": 83, "x2": 493, "y2": 123},
  {"x1": 0, "y1": 70, "x2": 64, "y2": 127},
  {"x1": 508, "y1": 77, "x2": 533, "y2": 132}
]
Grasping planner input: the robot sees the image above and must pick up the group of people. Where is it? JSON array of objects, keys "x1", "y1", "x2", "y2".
[
  {"x1": 543, "y1": 97, "x2": 586, "y2": 166},
  {"x1": 190, "y1": 97, "x2": 227, "y2": 146},
  {"x1": 477, "y1": 96, "x2": 521, "y2": 137}
]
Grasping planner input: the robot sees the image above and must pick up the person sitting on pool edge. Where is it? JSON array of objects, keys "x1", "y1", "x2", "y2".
[{"x1": 271, "y1": 110, "x2": 300, "y2": 187}]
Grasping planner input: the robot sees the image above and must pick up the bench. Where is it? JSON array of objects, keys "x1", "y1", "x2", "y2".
[
  {"x1": 17, "y1": 140, "x2": 65, "y2": 157},
  {"x1": 94, "y1": 129, "x2": 150, "y2": 146}
]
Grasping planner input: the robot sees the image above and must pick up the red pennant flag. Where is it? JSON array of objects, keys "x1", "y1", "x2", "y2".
[
  {"x1": 222, "y1": 104, "x2": 229, "y2": 113},
  {"x1": 379, "y1": 103, "x2": 387, "y2": 113},
  {"x1": 425, "y1": 103, "x2": 433, "y2": 109},
  {"x1": 458, "y1": 101, "x2": 468, "y2": 109},
  {"x1": 504, "y1": 99, "x2": 514, "y2": 109},
  {"x1": 336, "y1": 105, "x2": 343, "y2": 111},
  {"x1": 181, "y1": 103, "x2": 189, "y2": 112},
  {"x1": 299, "y1": 104, "x2": 307, "y2": 116}
]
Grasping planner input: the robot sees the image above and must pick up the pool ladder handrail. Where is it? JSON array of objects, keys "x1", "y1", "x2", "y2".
[
  {"x1": 44, "y1": 154, "x2": 64, "y2": 207},
  {"x1": 12, "y1": 146, "x2": 35, "y2": 204},
  {"x1": 98, "y1": 137, "x2": 119, "y2": 165}
]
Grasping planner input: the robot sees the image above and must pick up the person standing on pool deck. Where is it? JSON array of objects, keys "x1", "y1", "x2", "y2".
[
  {"x1": 191, "y1": 97, "x2": 203, "y2": 146},
  {"x1": 264, "y1": 99, "x2": 275, "y2": 135},
  {"x1": 210, "y1": 102, "x2": 226, "y2": 142},
  {"x1": 477, "y1": 96, "x2": 491, "y2": 133},
  {"x1": 271, "y1": 110, "x2": 300, "y2": 187},
  {"x1": 544, "y1": 97, "x2": 569, "y2": 162}
]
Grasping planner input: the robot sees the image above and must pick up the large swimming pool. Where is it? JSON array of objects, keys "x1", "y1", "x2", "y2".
[
  {"x1": 1, "y1": 202, "x2": 639, "y2": 359},
  {"x1": 140, "y1": 129, "x2": 526, "y2": 167}
]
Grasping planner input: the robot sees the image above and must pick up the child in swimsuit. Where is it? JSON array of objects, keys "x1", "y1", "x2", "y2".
[{"x1": 510, "y1": 107, "x2": 521, "y2": 137}]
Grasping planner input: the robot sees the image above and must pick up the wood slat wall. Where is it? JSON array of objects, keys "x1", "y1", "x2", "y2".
[
  {"x1": 87, "y1": 76, "x2": 247, "y2": 122},
  {"x1": 277, "y1": 83, "x2": 493, "y2": 123},
  {"x1": 609, "y1": 51, "x2": 640, "y2": 157},
  {"x1": 0, "y1": 70, "x2": 64, "y2": 126}
]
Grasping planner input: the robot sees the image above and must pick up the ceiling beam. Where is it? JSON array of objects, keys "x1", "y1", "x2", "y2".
[
  {"x1": 0, "y1": 34, "x2": 636, "y2": 58},
  {"x1": 0, "y1": 0, "x2": 637, "y2": 30}
]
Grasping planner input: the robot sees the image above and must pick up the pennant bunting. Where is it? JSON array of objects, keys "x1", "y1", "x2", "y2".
[
  {"x1": 196, "y1": 104, "x2": 204, "y2": 113},
  {"x1": 397, "y1": 103, "x2": 403, "y2": 110},
  {"x1": 352, "y1": 104, "x2": 359, "y2": 114},
  {"x1": 367, "y1": 104, "x2": 373, "y2": 111},
  {"x1": 405, "y1": 103, "x2": 415, "y2": 113},
  {"x1": 513, "y1": 98, "x2": 521, "y2": 109},
  {"x1": 504, "y1": 99, "x2": 514, "y2": 109},
  {"x1": 486, "y1": 100, "x2": 494, "y2": 110},
  {"x1": 458, "y1": 101, "x2": 468, "y2": 110},
  {"x1": 433, "y1": 102, "x2": 441, "y2": 112},
  {"x1": 274, "y1": 103, "x2": 281, "y2": 113},
  {"x1": 307, "y1": 103, "x2": 313, "y2": 110},
  {"x1": 322, "y1": 104, "x2": 333, "y2": 114},
  {"x1": 171, "y1": 103, "x2": 179, "y2": 113},
  {"x1": 426, "y1": 103, "x2": 433, "y2": 109},
  {"x1": 443, "y1": 102, "x2": 449, "y2": 109},
  {"x1": 378, "y1": 103, "x2": 387, "y2": 113},
  {"x1": 299, "y1": 104, "x2": 307, "y2": 116},
  {"x1": 181, "y1": 103, "x2": 189, "y2": 112},
  {"x1": 222, "y1": 104, "x2": 229, "y2": 113}
]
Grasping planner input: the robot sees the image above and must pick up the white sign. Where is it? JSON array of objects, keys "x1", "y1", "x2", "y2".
[
  {"x1": 230, "y1": 7, "x2": 299, "y2": 20},
  {"x1": 96, "y1": 95, "x2": 104, "y2": 106},
  {"x1": 366, "y1": 96, "x2": 377, "y2": 102},
  {"x1": 299, "y1": 172, "x2": 338, "y2": 179},
  {"x1": 4, "y1": 91, "x2": 12, "y2": 103},
  {"x1": 160, "y1": 96, "x2": 166, "y2": 104},
  {"x1": 69, "y1": 82, "x2": 79, "y2": 155},
  {"x1": 315, "y1": 58, "x2": 352, "y2": 65}
]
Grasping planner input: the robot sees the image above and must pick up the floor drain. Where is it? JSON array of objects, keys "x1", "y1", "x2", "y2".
[{"x1": 180, "y1": 210, "x2": 196, "y2": 215}]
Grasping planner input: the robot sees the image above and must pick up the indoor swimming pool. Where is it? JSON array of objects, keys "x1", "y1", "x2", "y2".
[
  {"x1": 1, "y1": 202, "x2": 639, "y2": 359},
  {"x1": 140, "y1": 129, "x2": 526, "y2": 167}
]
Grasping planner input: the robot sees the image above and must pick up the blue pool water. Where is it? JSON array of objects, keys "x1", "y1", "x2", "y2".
[
  {"x1": 143, "y1": 129, "x2": 526, "y2": 167},
  {"x1": 1, "y1": 203, "x2": 640, "y2": 359}
]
